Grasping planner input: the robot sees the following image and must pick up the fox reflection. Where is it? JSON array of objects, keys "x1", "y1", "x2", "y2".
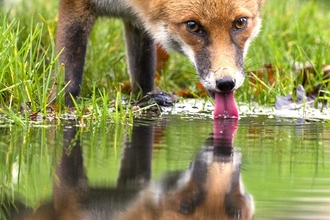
[{"x1": 8, "y1": 119, "x2": 253, "y2": 220}]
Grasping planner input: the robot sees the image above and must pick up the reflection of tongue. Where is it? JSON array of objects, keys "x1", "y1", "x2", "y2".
[
  {"x1": 213, "y1": 118, "x2": 238, "y2": 147},
  {"x1": 214, "y1": 92, "x2": 239, "y2": 118}
]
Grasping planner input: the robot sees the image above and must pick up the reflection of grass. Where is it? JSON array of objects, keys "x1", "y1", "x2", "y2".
[
  {"x1": 0, "y1": 121, "x2": 128, "y2": 219},
  {"x1": 1, "y1": 0, "x2": 330, "y2": 124},
  {"x1": 0, "y1": 125, "x2": 60, "y2": 218},
  {"x1": 236, "y1": 116, "x2": 328, "y2": 218}
]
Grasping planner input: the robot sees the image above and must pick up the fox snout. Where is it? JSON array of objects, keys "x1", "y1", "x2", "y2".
[
  {"x1": 198, "y1": 64, "x2": 245, "y2": 95},
  {"x1": 216, "y1": 76, "x2": 236, "y2": 92},
  {"x1": 211, "y1": 67, "x2": 243, "y2": 93}
]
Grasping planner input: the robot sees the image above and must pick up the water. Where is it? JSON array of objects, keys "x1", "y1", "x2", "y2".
[{"x1": 1, "y1": 114, "x2": 330, "y2": 219}]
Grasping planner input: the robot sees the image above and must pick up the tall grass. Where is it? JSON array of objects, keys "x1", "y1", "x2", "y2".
[
  {"x1": 0, "y1": 14, "x2": 64, "y2": 122},
  {"x1": 0, "y1": 0, "x2": 329, "y2": 125},
  {"x1": 0, "y1": 10, "x2": 131, "y2": 125}
]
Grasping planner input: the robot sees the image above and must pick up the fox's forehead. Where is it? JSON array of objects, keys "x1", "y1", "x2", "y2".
[{"x1": 154, "y1": 0, "x2": 262, "y2": 22}]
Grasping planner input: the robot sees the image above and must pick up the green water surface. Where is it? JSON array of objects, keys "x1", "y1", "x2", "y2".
[{"x1": 0, "y1": 115, "x2": 329, "y2": 219}]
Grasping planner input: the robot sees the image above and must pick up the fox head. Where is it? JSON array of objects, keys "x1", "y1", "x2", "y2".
[{"x1": 132, "y1": 0, "x2": 264, "y2": 118}]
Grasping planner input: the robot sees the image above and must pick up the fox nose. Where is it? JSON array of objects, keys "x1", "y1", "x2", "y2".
[{"x1": 216, "y1": 77, "x2": 236, "y2": 92}]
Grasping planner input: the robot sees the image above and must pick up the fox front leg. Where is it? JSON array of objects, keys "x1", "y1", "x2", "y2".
[
  {"x1": 56, "y1": 0, "x2": 96, "y2": 106},
  {"x1": 123, "y1": 21, "x2": 156, "y2": 97}
]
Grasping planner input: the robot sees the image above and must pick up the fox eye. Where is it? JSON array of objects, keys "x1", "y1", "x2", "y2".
[
  {"x1": 186, "y1": 21, "x2": 204, "y2": 35},
  {"x1": 234, "y1": 17, "x2": 248, "y2": 30}
]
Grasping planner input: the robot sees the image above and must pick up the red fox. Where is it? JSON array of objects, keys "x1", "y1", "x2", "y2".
[{"x1": 56, "y1": 0, "x2": 264, "y2": 117}]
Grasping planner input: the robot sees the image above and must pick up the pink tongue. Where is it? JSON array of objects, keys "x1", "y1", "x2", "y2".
[{"x1": 214, "y1": 92, "x2": 239, "y2": 118}]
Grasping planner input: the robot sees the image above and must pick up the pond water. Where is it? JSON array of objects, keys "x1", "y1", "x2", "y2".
[{"x1": 1, "y1": 113, "x2": 330, "y2": 219}]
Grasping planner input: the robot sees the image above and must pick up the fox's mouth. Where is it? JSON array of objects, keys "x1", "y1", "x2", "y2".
[{"x1": 209, "y1": 91, "x2": 239, "y2": 118}]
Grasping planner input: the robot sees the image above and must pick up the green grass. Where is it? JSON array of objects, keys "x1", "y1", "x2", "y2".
[
  {"x1": 0, "y1": 0, "x2": 329, "y2": 125},
  {"x1": 242, "y1": 0, "x2": 330, "y2": 105}
]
